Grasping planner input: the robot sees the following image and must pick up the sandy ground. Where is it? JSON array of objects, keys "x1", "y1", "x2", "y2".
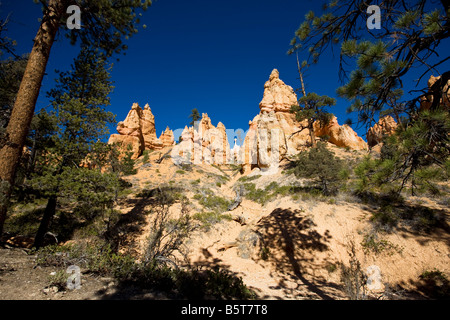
[
  {"x1": 116, "y1": 145, "x2": 450, "y2": 299},
  {"x1": 1, "y1": 144, "x2": 449, "y2": 300}
]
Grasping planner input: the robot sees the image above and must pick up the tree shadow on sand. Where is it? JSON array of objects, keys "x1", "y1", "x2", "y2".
[{"x1": 257, "y1": 207, "x2": 342, "y2": 299}]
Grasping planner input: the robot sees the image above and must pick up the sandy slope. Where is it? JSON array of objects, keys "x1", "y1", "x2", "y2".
[{"x1": 115, "y1": 145, "x2": 450, "y2": 299}]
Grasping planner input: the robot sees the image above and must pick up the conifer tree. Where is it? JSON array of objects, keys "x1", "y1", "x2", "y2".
[
  {"x1": 289, "y1": 0, "x2": 450, "y2": 125},
  {"x1": 290, "y1": 59, "x2": 335, "y2": 147},
  {"x1": 189, "y1": 108, "x2": 201, "y2": 127},
  {"x1": 31, "y1": 47, "x2": 116, "y2": 248},
  {"x1": 0, "y1": 0, "x2": 151, "y2": 237},
  {"x1": 290, "y1": 0, "x2": 450, "y2": 194}
]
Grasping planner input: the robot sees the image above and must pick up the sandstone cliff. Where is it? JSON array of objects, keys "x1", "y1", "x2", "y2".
[
  {"x1": 108, "y1": 103, "x2": 174, "y2": 159},
  {"x1": 420, "y1": 74, "x2": 450, "y2": 110},
  {"x1": 366, "y1": 115, "x2": 398, "y2": 149},
  {"x1": 240, "y1": 69, "x2": 368, "y2": 172}
]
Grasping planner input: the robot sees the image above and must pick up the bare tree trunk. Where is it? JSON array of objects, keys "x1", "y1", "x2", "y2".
[
  {"x1": 0, "y1": 0, "x2": 66, "y2": 237},
  {"x1": 296, "y1": 52, "x2": 316, "y2": 147},
  {"x1": 33, "y1": 195, "x2": 57, "y2": 249}
]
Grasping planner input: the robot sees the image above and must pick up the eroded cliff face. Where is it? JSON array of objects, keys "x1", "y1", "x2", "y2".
[
  {"x1": 313, "y1": 116, "x2": 368, "y2": 151},
  {"x1": 420, "y1": 74, "x2": 450, "y2": 111},
  {"x1": 110, "y1": 69, "x2": 368, "y2": 165},
  {"x1": 108, "y1": 103, "x2": 174, "y2": 159},
  {"x1": 366, "y1": 115, "x2": 398, "y2": 150},
  {"x1": 240, "y1": 69, "x2": 368, "y2": 173},
  {"x1": 173, "y1": 113, "x2": 232, "y2": 165}
]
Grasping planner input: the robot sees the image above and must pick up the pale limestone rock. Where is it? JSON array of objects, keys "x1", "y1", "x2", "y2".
[{"x1": 171, "y1": 113, "x2": 230, "y2": 165}]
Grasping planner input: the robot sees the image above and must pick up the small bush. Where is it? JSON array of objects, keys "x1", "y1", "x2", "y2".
[
  {"x1": 238, "y1": 175, "x2": 261, "y2": 182},
  {"x1": 418, "y1": 269, "x2": 450, "y2": 299},
  {"x1": 195, "y1": 194, "x2": 231, "y2": 213},
  {"x1": 36, "y1": 241, "x2": 136, "y2": 279},
  {"x1": 193, "y1": 211, "x2": 232, "y2": 229},
  {"x1": 340, "y1": 240, "x2": 367, "y2": 300},
  {"x1": 141, "y1": 150, "x2": 150, "y2": 164},
  {"x1": 361, "y1": 233, "x2": 403, "y2": 256}
]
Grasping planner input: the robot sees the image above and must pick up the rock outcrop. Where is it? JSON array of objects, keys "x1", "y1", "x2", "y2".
[
  {"x1": 172, "y1": 113, "x2": 231, "y2": 165},
  {"x1": 420, "y1": 74, "x2": 450, "y2": 110},
  {"x1": 240, "y1": 69, "x2": 368, "y2": 173},
  {"x1": 110, "y1": 69, "x2": 368, "y2": 166},
  {"x1": 313, "y1": 116, "x2": 368, "y2": 151},
  {"x1": 108, "y1": 103, "x2": 174, "y2": 159},
  {"x1": 366, "y1": 115, "x2": 398, "y2": 149},
  {"x1": 259, "y1": 69, "x2": 299, "y2": 113}
]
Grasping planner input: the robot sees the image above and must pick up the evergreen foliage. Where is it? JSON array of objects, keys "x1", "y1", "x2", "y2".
[
  {"x1": 189, "y1": 108, "x2": 201, "y2": 127},
  {"x1": 355, "y1": 108, "x2": 450, "y2": 195},
  {"x1": 289, "y1": 0, "x2": 450, "y2": 125},
  {"x1": 292, "y1": 142, "x2": 348, "y2": 195},
  {"x1": 25, "y1": 47, "x2": 118, "y2": 248},
  {"x1": 291, "y1": 92, "x2": 335, "y2": 146}
]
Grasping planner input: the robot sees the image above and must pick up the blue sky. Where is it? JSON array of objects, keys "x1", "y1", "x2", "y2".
[{"x1": 2, "y1": 0, "x2": 450, "y2": 145}]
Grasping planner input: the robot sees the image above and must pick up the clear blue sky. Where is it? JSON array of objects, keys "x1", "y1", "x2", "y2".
[{"x1": 2, "y1": 0, "x2": 450, "y2": 145}]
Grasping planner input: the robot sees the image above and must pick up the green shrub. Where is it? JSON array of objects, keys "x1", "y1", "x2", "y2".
[
  {"x1": 195, "y1": 194, "x2": 231, "y2": 213},
  {"x1": 293, "y1": 142, "x2": 348, "y2": 195},
  {"x1": 361, "y1": 233, "x2": 403, "y2": 256},
  {"x1": 141, "y1": 150, "x2": 150, "y2": 164},
  {"x1": 36, "y1": 242, "x2": 136, "y2": 279},
  {"x1": 119, "y1": 144, "x2": 137, "y2": 175},
  {"x1": 418, "y1": 269, "x2": 450, "y2": 299},
  {"x1": 238, "y1": 175, "x2": 261, "y2": 182},
  {"x1": 193, "y1": 211, "x2": 232, "y2": 229}
]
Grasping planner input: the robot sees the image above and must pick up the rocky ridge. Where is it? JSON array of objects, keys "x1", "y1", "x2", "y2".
[
  {"x1": 108, "y1": 103, "x2": 174, "y2": 159},
  {"x1": 109, "y1": 69, "x2": 370, "y2": 168}
]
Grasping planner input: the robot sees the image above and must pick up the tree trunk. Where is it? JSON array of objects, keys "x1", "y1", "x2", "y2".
[
  {"x1": 0, "y1": 0, "x2": 66, "y2": 237},
  {"x1": 33, "y1": 195, "x2": 57, "y2": 249},
  {"x1": 307, "y1": 120, "x2": 316, "y2": 147}
]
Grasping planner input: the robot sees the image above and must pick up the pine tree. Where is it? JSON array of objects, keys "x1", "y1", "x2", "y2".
[
  {"x1": 30, "y1": 47, "x2": 116, "y2": 248},
  {"x1": 293, "y1": 142, "x2": 348, "y2": 195},
  {"x1": 289, "y1": 0, "x2": 450, "y2": 126},
  {"x1": 0, "y1": 55, "x2": 28, "y2": 130},
  {"x1": 189, "y1": 108, "x2": 201, "y2": 127},
  {"x1": 290, "y1": 59, "x2": 335, "y2": 147},
  {"x1": 289, "y1": 0, "x2": 450, "y2": 195},
  {"x1": 0, "y1": 0, "x2": 151, "y2": 237}
]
